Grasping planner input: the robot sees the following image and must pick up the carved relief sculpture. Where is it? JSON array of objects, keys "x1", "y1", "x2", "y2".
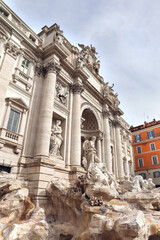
[
  {"x1": 49, "y1": 120, "x2": 63, "y2": 158},
  {"x1": 56, "y1": 81, "x2": 68, "y2": 105},
  {"x1": 5, "y1": 42, "x2": 20, "y2": 59}
]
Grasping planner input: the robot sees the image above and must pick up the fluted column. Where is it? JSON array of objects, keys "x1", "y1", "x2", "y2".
[
  {"x1": 103, "y1": 110, "x2": 112, "y2": 173},
  {"x1": 97, "y1": 134, "x2": 102, "y2": 162},
  {"x1": 115, "y1": 119, "x2": 124, "y2": 179},
  {"x1": 70, "y1": 82, "x2": 84, "y2": 166},
  {"x1": 124, "y1": 136, "x2": 129, "y2": 178},
  {"x1": 35, "y1": 60, "x2": 61, "y2": 157}
]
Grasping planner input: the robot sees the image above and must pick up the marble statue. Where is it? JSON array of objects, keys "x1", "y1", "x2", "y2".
[
  {"x1": 77, "y1": 44, "x2": 100, "y2": 74},
  {"x1": 82, "y1": 136, "x2": 118, "y2": 189},
  {"x1": 52, "y1": 24, "x2": 64, "y2": 45},
  {"x1": 123, "y1": 175, "x2": 155, "y2": 192},
  {"x1": 56, "y1": 81, "x2": 68, "y2": 105},
  {"x1": 82, "y1": 136, "x2": 99, "y2": 177},
  {"x1": 49, "y1": 120, "x2": 63, "y2": 158}
]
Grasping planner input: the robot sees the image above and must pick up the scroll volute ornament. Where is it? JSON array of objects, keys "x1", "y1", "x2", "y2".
[{"x1": 44, "y1": 60, "x2": 61, "y2": 74}]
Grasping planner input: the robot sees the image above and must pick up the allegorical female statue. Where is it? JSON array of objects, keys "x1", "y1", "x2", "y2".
[{"x1": 49, "y1": 120, "x2": 63, "y2": 158}]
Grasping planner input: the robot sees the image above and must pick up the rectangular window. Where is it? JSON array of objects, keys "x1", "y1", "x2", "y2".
[
  {"x1": 138, "y1": 158, "x2": 144, "y2": 167},
  {"x1": 153, "y1": 171, "x2": 160, "y2": 178},
  {"x1": 135, "y1": 134, "x2": 141, "y2": 142},
  {"x1": 147, "y1": 130, "x2": 154, "y2": 139},
  {"x1": 21, "y1": 57, "x2": 30, "y2": 74},
  {"x1": 150, "y1": 143, "x2": 156, "y2": 151},
  {"x1": 137, "y1": 146, "x2": 142, "y2": 154},
  {"x1": 7, "y1": 109, "x2": 20, "y2": 133},
  {"x1": 139, "y1": 173, "x2": 146, "y2": 179},
  {"x1": 152, "y1": 155, "x2": 158, "y2": 165}
]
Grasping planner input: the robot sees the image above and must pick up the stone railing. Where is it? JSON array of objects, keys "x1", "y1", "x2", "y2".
[{"x1": 0, "y1": 128, "x2": 23, "y2": 145}]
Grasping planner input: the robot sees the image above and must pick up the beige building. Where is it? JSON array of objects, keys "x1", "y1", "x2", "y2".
[{"x1": 0, "y1": 1, "x2": 134, "y2": 203}]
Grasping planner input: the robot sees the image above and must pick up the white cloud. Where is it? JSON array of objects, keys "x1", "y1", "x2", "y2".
[{"x1": 3, "y1": 0, "x2": 160, "y2": 126}]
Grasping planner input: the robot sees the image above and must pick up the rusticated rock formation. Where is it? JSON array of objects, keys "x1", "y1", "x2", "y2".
[{"x1": 0, "y1": 171, "x2": 160, "y2": 240}]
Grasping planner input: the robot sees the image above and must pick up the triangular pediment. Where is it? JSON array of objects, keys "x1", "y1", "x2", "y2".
[{"x1": 6, "y1": 97, "x2": 28, "y2": 109}]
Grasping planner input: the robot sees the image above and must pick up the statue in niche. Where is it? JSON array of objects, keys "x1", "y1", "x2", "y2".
[
  {"x1": 82, "y1": 136, "x2": 99, "y2": 178},
  {"x1": 49, "y1": 120, "x2": 63, "y2": 158},
  {"x1": 82, "y1": 137, "x2": 118, "y2": 188}
]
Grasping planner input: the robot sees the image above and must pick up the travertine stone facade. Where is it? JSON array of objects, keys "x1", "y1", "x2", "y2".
[{"x1": 0, "y1": 1, "x2": 134, "y2": 202}]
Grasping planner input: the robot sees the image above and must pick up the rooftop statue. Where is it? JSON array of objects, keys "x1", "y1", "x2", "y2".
[{"x1": 77, "y1": 44, "x2": 100, "y2": 74}]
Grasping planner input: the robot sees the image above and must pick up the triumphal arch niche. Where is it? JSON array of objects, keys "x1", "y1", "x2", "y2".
[
  {"x1": 81, "y1": 106, "x2": 102, "y2": 162},
  {"x1": 0, "y1": 5, "x2": 134, "y2": 203}
]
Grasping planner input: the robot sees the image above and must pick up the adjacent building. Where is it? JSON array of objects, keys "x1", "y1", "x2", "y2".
[
  {"x1": 130, "y1": 119, "x2": 160, "y2": 187},
  {"x1": 0, "y1": 0, "x2": 134, "y2": 203}
]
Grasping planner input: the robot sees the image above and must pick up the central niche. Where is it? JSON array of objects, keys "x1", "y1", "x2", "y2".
[
  {"x1": 81, "y1": 108, "x2": 100, "y2": 164},
  {"x1": 81, "y1": 109, "x2": 98, "y2": 131}
]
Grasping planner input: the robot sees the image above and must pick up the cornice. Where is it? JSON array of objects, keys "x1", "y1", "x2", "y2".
[
  {"x1": 0, "y1": 15, "x2": 42, "y2": 55},
  {"x1": 43, "y1": 43, "x2": 69, "y2": 59}
]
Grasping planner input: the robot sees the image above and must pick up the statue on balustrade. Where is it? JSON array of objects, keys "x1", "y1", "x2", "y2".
[{"x1": 49, "y1": 120, "x2": 63, "y2": 158}]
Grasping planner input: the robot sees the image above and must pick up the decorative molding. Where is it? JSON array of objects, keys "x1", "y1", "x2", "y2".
[{"x1": 5, "y1": 42, "x2": 20, "y2": 59}]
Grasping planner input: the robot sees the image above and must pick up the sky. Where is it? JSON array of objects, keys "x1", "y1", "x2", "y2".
[{"x1": 2, "y1": 0, "x2": 160, "y2": 126}]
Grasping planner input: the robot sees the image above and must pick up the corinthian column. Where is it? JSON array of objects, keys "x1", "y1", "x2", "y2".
[
  {"x1": 70, "y1": 82, "x2": 84, "y2": 166},
  {"x1": 103, "y1": 109, "x2": 112, "y2": 173},
  {"x1": 35, "y1": 60, "x2": 61, "y2": 157},
  {"x1": 97, "y1": 134, "x2": 102, "y2": 162},
  {"x1": 115, "y1": 119, "x2": 124, "y2": 180}
]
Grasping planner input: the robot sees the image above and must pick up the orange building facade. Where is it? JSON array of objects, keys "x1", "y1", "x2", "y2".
[{"x1": 130, "y1": 119, "x2": 160, "y2": 187}]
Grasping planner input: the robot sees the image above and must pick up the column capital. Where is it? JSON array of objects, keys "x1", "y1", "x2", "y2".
[
  {"x1": 0, "y1": 33, "x2": 7, "y2": 43},
  {"x1": 70, "y1": 82, "x2": 84, "y2": 94},
  {"x1": 44, "y1": 61, "x2": 61, "y2": 74},
  {"x1": 103, "y1": 110, "x2": 110, "y2": 118},
  {"x1": 113, "y1": 116, "x2": 121, "y2": 127},
  {"x1": 34, "y1": 64, "x2": 44, "y2": 77},
  {"x1": 97, "y1": 132, "x2": 103, "y2": 140}
]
